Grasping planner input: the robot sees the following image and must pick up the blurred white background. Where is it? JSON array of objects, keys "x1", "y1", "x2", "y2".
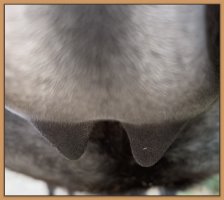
[{"x1": 5, "y1": 168, "x2": 219, "y2": 196}]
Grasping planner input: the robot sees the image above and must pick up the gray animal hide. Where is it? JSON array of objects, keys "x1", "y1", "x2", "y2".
[
  {"x1": 5, "y1": 101, "x2": 219, "y2": 194},
  {"x1": 5, "y1": 5, "x2": 219, "y2": 195}
]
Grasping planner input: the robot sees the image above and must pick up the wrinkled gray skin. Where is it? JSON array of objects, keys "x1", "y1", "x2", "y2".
[
  {"x1": 5, "y1": 102, "x2": 219, "y2": 195},
  {"x1": 5, "y1": 5, "x2": 219, "y2": 195}
]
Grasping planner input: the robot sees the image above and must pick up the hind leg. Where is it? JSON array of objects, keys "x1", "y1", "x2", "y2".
[
  {"x1": 159, "y1": 187, "x2": 177, "y2": 196},
  {"x1": 46, "y1": 183, "x2": 56, "y2": 195},
  {"x1": 67, "y1": 189, "x2": 74, "y2": 195}
]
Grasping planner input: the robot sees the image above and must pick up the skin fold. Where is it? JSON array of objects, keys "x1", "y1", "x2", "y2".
[{"x1": 5, "y1": 101, "x2": 219, "y2": 194}]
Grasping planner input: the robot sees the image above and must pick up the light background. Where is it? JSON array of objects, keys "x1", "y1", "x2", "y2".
[{"x1": 4, "y1": 169, "x2": 219, "y2": 195}]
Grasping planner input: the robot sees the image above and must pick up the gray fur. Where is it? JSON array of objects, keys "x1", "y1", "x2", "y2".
[
  {"x1": 5, "y1": 101, "x2": 219, "y2": 194},
  {"x1": 5, "y1": 5, "x2": 218, "y2": 123},
  {"x1": 5, "y1": 5, "x2": 219, "y2": 195}
]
